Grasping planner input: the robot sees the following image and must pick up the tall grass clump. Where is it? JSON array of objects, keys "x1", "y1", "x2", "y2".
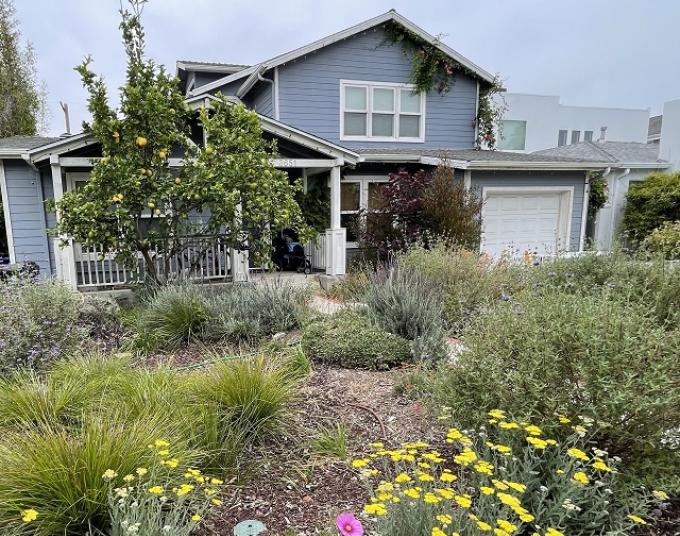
[
  {"x1": 365, "y1": 266, "x2": 447, "y2": 361},
  {"x1": 429, "y1": 290, "x2": 680, "y2": 488},
  {"x1": 0, "y1": 279, "x2": 84, "y2": 374}
]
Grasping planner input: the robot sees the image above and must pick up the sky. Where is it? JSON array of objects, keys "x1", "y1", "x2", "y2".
[{"x1": 12, "y1": 0, "x2": 680, "y2": 136}]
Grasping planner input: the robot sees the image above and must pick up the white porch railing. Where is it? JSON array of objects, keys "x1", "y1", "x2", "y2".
[
  {"x1": 306, "y1": 234, "x2": 327, "y2": 270},
  {"x1": 75, "y1": 235, "x2": 232, "y2": 289}
]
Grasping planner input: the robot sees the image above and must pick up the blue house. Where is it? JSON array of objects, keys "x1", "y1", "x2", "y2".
[{"x1": 0, "y1": 10, "x2": 606, "y2": 290}]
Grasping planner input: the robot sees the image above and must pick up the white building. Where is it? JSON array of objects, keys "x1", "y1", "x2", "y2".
[
  {"x1": 659, "y1": 98, "x2": 680, "y2": 171},
  {"x1": 496, "y1": 93, "x2": 650, "y2": 153}
]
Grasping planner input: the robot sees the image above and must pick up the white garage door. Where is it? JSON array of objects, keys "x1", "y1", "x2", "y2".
[{"x1": 481, "y1": 188, "x2": 571, "y2": 258}]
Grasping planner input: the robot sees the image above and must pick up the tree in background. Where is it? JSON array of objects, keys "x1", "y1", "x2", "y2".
[{"x1": 54, "y1": 0, "x2": 306, "y2": 283}]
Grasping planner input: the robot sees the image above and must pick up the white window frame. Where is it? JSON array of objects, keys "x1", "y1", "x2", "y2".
[
  {"x1": 340, "y1": 80, "x2": 425, "y2": 143},
  {"x1": 340, "y1": 176, "x2": 390, "y2": 248}
]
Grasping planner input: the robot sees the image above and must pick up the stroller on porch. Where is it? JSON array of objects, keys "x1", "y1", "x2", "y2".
[{"x1": 271, "y1": 228, "x2": 312, "y2": 274}]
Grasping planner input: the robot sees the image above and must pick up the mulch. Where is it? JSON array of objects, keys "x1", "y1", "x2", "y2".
[{"x1": 197, "y1": 364, "x2": 443, "y2": 536}]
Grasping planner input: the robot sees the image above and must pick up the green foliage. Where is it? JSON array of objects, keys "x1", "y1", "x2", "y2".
[
  {"x1": 313, "y1": 422, "x2": 350, "y2": 460},
  {"x1": 0, "y1": 279, "x2": 85, "y2": 375},
  {"x1": 429, "y1": 290, "x2": 680, "y2": 488},
  {"x1": 399, "y1": 244, "x2": 520, "y2": 334},
  {"x1": 643, "y1": 220, "x2": 680, "y2": 259},
  {"x1": 0, "y1": 0, "x2": 46, "y2": 137},
  {"x1": 623, "y1": 171, "x2": 680, "y2": 246},
  {"x1": 301, "y1": 310, "x2": 411, "y2": 369},
  {"x1": 54, "y1": 0, "x2": 306, "y2": 283},
  {"x1": 365, "y1": 267, "x2": 448, "y2": 361},
  {"x1": 588, "y1": 172, "x2": 608, "y2": 218}
]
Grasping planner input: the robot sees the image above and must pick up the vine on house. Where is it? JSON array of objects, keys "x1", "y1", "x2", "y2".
[{"x1": 383, "y1": 21, "x2": 505, "y2": 149}]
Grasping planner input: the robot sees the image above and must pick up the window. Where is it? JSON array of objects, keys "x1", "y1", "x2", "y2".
[
  {"x1": 340, "y1": 177, "x2": 389, "y2": 245},
  {"x1": 498, "y1": 120, "x2": 527, "y2": 150},
  {"x1": 341, "y1": 81, "x2": 424, "y2": 141},
  {"x1": 584, "y1": 130, "x2": 594, "y2": 142},
  {"x1": 571, "y1": 130, "x2": 581, "y2": 144},
  {"x1": 558, "y1": 130, "x2": 568, "y2": 146}
]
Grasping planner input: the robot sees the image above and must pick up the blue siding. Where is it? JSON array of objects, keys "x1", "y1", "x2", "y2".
[
  {"x1": 470, "y1": 170, "x2": 586, "y2": 251},
  {"x1": 205, "y1": 78, "x2": 242, "y2": 97},
  {"x1": 2, "y1": 160, "x2": 52, "y2": 274},
  {"x1": 276, "y1": 26, "x2": 478, "y2": 150},
  {"x1": 245, "y1": 79, "x2": 274, "y2": 117}
]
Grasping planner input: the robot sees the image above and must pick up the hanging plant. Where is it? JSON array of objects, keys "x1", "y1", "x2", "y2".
[{"x1": 383, "y1": 21, "x2": 505, "y2": 149}]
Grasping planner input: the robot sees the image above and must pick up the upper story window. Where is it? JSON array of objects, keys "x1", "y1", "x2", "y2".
[
  {"x1": 571, "y1": 130, "x2": 581, "y2": 144},
  {"x1": 498, "y1": 120, "x2": 527, "y2": 150},
  {"x1": 558, "y1": 130, "x2": 568, "y2": 147},
  {"x1": 340, "y1": 80, "x2": 425, "y2": 142}
]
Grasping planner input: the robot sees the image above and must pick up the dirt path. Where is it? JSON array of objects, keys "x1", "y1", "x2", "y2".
[{"x1": 200, "y1": 364, "x2": 441, "y2": 536}]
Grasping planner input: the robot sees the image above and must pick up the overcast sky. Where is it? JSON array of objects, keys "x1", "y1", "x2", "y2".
[{"x1": 13, "y1": 0, "x2": 680, "y2": 136}]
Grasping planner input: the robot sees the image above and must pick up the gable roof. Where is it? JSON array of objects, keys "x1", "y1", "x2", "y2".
[
  {"x1": 0, "y1": 135, "x2": 60, "y2": 155},
  {"x1": 188, "y1": 10, "x2": 496, "y2": 98},
  {"x1": 176, "y1": 60, "x2": 250, "y2": 76},
  {"x1": 533, "y1": 141, "x2": 668, "y2": 168}
]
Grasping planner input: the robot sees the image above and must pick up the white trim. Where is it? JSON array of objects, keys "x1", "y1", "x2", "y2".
[
  {"x1": 273, "y1": 66, "x2": 280, "y2": 121},
  {"x1": 474, "y1": 81, "x2": 480, "y2": 142},
  {"x1": 463, "y1": 169, "x2": 472, "y2": 191},
  {"x1": 191, "y1": 10, "x2": 496, "y2": 99},
  {"x1": 29, "y1": 133, "x2": 95, "y2": 163},
  {"x1": 481, "y1": 185, "x2": 575, "y2": 255},
  {"x1": 0, "y1": 162, "x2": 16, "y2": 263},
  {"x1": 339, "y1": 80, "x2": 425, "y2": 143},
  {"x1": 176, "y1": 61, "x2": 249, "y2": 75},
  {"x1": 187, "y1": 65, "x2": 258, "y2": 97},
  {"x1": 579, "y1": 174, "x2": 590, "y2": 251}
]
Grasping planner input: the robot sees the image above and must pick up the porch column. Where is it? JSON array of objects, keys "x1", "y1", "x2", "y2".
[
  {"x1": 50, "y1": 156, "x2": 77, "y2": 288},
  {"x1": 325, "y1": 164, "x2": 346, "y2": 276},
  {"x1": 230, "y1": 249, "x2": 250, "y2": 282}
]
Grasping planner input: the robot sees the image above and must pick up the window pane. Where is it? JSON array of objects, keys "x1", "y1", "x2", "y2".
[
  {"x1": 345, "y1": 86, "x2": 367, "y2": 110},
  {"x1": 558, "y1": 130, "x2": 568, "y2": 147},
  {"x1": 571, "y1": 130, "x2": 581, "y2": 144},
  {"x1": 368, "y1": 182, "x2": 388, "y2": 210},
  {"x1": 340, "y1": 182, "x2": 360, "y2": 211},
  {"x1": 400, "y1": 89, "x2": 421, "y2": 113},
  {"x1": 399, "y1": 115, "x2": 420, "y2": 138},
  {"x1": 373, "y1": 88, "x2": 394, "y2": 112},
  {"x1": 372, "y1": 113, "x2": 394, "y2": 137},
  {"x1": 344, "y1": 112, "x2": 367, "y2": 136},
  {"x1": 584, "y1": 130, "x2": 593, "y2": 142},
  {"x1": 498, "y1": 120, "x2": 526, "y2": 150},
  {"x1": 341, "y1": 214, "x2": 359, "y2": 242}
]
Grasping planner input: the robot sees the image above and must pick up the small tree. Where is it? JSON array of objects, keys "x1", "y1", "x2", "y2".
[
  {"x1": 54, "y1": 0, "x2": 306, "y2": 283},
  {"x1": 623, "y1": 171, "x2": 680, "y2": 246}
]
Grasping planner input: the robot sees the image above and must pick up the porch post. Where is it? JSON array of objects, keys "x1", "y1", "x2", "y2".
[
  {"x1": 50, "y1": 156, "x2": 77, "y2": 288},
  {"x1": 325, "y1": 164, "x2": 346, "y2": 276},
  {"x1": 230, "y1": 248, "x2": 250, "y2": 282}
]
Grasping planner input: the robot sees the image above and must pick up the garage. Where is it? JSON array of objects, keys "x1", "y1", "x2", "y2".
[{"x1": 480, "y1": 187, "x2": 574, "y2": 257}]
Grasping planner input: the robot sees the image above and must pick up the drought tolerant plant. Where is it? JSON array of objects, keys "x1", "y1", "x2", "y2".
[
  {"x1": 643, "y1": 220, "x2": 680, "y2": 259},
  {"x1": 301, "y1": 310, "x2": 411, "y2": 370},
  {"x1": 364, "y1": 266, "x2": 448, "y2": 361},
  {"x1": 429, "y1": 290, "x2": 680, "y2": 488},
  {"x1": 313, "y1": 422, "x2": 350, "y2": 460},
  {"x1": 0, "y1": 279, "x2": 84, "y2": 374},
  {"x1": 350, "y1": 411, "x2": 659, "y2": 536}
]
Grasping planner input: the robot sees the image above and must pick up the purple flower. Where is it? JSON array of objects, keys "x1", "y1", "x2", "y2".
[{"x1": 336, "y1": 513, "x2": 363, "y2": 536}]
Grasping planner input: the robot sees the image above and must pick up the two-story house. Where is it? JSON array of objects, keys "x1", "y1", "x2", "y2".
[{"x1": 0, "y1": 10, "x2": 607, "y2": 290}]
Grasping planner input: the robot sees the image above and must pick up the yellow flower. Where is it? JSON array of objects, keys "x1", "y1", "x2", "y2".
[
  {"x1": 369, "y1": 442, "x2": 385, "y2": 448},
  {"x1": 436, "y1": 514, "x2": 453, "y2": 526},
  {"x1": 417, "y1": 471, "x2": 435, "y2": 482},
  {"x1": 498, "y1": 421, "x2": 520, "y2": 430},
  {"x1": 494, "y1": 530, "x2": 511, "y2": 536},
  {"x1": 517, "y1": 510, "x2": 535, "y2": 523},
  {"x1": 102, "y1": 469, "x2": 118, "y2": 480},
  {"x1": 148, "y1": 486, "x2": 164, "y2": 495},
  {"x1": 440, "y1": 472, "x2": 457, "y2": 483},
  {"x1": 546, "y1": 528, "x2": 566, "y2": 536},
  {"x1": 432, "y1": 528, "x2": 447, "y2": 536},
  {"x1": 627, "y1": 515, "x2": 646, "y2": 525},
  {"x1": 480, "y1": 486, "x2": 495, "y2": 495},
  {"x1": 191, "y1": 514, "x2": 201, "y2": 522},
  {"x1": 496, "y1": 519, "x2": 518, "y2": 533},
  {"x1": 210, "y1": 478, "x2": 224, "y2": 485},
  {"x1": 454, "y1": 448, "x2": 478, "y2": 466},
  {"x1": 395, "y1": 473, "x2": 412, "y2": 484},
  {"x1": 488, "y1": 409, "x2": 506, "y2": 420},
  {"x1": 491, "y1": 479, "x2": 510, "y2": 491},
  {"x1": 492, "y1": 444, "x2": 512, "y2": 456},
  {"x1": 567, "y1": 448, "x2": 589, "y2": 461},
  {"x1": 154, "y1": 439, "x2": 170, "y2": 448},
  {"x1": 135, "y1": 467, "x2": 148, "y2": 476},
  {"x1": 572, "y1": 471, "x2": 590, "y2": 486},
  {"x1": 351, "y1": 459, "x2": 370, "y2": 469},
  {"x1": 21, "y1": 509, "x2": 38, "y2": 523},
  {"x1": 162, "y1": 458, "x2": 180, "y2": 469},
  {"x1": 176, "y1": 484, "x2": 195, "y2": 497},
  {"x1": 572, "y1": 425, "x2": 587, "y2": 436},
  {"x1": 558, "y1": 415, "x2": 571, "y2": 424},
  {"x1": 123, "y1": 474, "x2": 135, "y2": 483},
  {"x1": 403, "y1": 488, "x2": 421, "y2": 499},
  {"x1": 504, "y1": 481, "x2": 526, "y2": 493},
  {"x1": 454, "y1": 494, "x2": 472, "y2": 508},
  {"x1": 497, "y1": 492, "x2": 522, "y2": 509},
  {"x1": 524, "y1": 425, "x2": 542, "y2": 436},
  {"x1": 363, "y1": 503, "x2": 387, "y2": 516},
  {"x1": 653, "y1": 490, "x2": 670, "y2": 501},
  {"x1": 437, "y1": 488, "x2": 455, "y2": 500},
  {"x1": 556, "y1": 469, "x2": 565, "y2": 475},
  {"x1": 474, "y1": 460, "x2": 494, "y2": 476},
  {"x1": 419, "y1": 462, "x2": 432, "y2": 469},
  {"x1": 477, "y1": 520, "x2": 493, "y2": 532},
  {"x1": 424, "y1": 492, "x2": 441, "y2": 504},
  {"x1": 158, "y1": 450, "x2": 170, "y2": 457},
  {"x1": 591, "y1": 459, "x2": 612, "y2": 472},
  {"x1": 526, "y1": 437, "x2": 548, "y2": 449}
]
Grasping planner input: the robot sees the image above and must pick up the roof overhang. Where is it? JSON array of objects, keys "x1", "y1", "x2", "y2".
[{"x1": 190, "y1": 10, "x2": 497, "y2": 99}]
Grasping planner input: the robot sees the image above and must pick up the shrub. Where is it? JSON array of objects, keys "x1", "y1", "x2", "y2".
[
  {"x1": 364, "y1": 266, "x2": 448, "y2": 361},
  {"x1": 352, "y1": 413, "x2": 661, "y2": 536},
  {"x1": 643, "y1": 220, "x2": 680, "y2": 259},
  {"x1": 429, "y1": 291, "x2": 680, "y2": 487},
  {"x1": 623, "y1": 171, "x2": 680, "y2": 245},
  {"x1": 301, "y1": 310, "x2": 411, "y2": 369},
  {"x1": 313, "y1": 422, "x2": 350, "y2": 460},
  {"x1": 399, "y1": 244, "x2": 520, "y2": 334},
  {"x1": 0, "y1": 279, "x2": 84, "y2": 374}
]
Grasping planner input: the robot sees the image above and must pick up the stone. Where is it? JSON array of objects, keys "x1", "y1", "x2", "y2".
[{"x1": 234, "y1": 519, "x2": 266, "y2": 536}]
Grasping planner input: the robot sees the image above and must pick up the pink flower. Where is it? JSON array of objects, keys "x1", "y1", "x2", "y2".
[{"x1": 336, "y1": 513, "x2": 363, "y2": 536}]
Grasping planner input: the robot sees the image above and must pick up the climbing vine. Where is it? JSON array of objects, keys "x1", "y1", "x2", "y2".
[{"x1": 383, "y1": 21, "x2": 505, "y2": 149}]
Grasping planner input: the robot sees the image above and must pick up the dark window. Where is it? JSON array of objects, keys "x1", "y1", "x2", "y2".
[
  {"x1": 584, "y1": 130, "x2": 594, "y2": 142},
  {"x1": 571, "y1": 130, "x2": 581, "y2": 144},
  {"x1": 558, "y1": 130, "x2": 568, "y2": 146}
]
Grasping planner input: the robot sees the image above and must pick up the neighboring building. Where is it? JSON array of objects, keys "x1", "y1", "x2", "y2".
[
  {"x1": 0, "y1": 10, "x2": 610, "y2": 290},
  {"x1": 534, "y1": 141, "x2": 669, "y2": 249},
  {"x1": 647, "y1": 114, "x2": 662, "y2": 145},
  {"x1": 658, "y1": 98, "x2": 680, "y2": 171},
  {"x1": 497, "y1": 93, "x2": 650, "y2": 153}
]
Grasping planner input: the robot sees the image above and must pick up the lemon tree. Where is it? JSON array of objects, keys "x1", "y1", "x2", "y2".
[{"x1": 54, "y1": 0, "x2": 305, "y2": 283}]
